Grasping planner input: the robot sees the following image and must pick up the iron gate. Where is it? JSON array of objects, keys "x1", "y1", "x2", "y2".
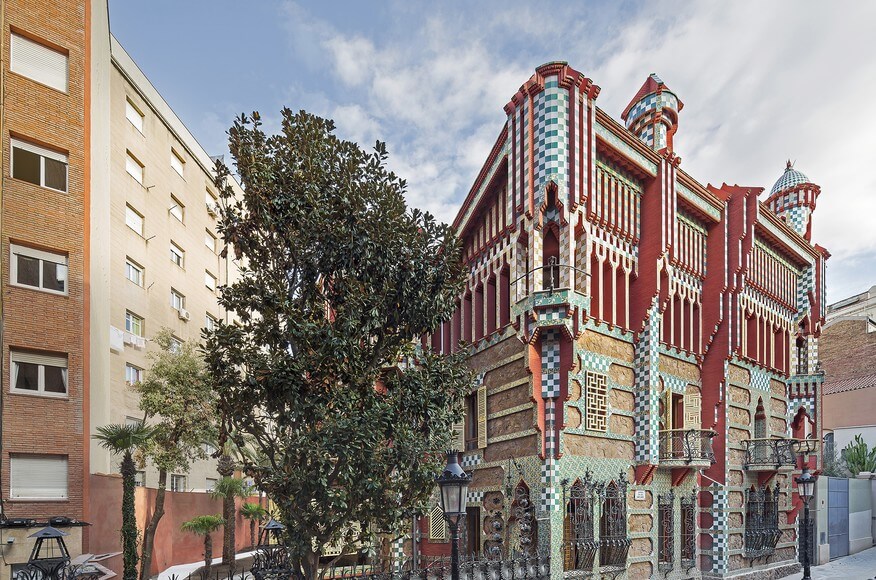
[{"x1": 827, "y1": 477, "x2": 849, "y2": 560}]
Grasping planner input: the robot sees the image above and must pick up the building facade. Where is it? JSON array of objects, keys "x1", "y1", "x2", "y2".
[
  {"x1": 420, "y1": 64, "x2": 828, "y2": 579},
  {"x1": 0, "y1": 2, "x2": 240, "y2": 577}
]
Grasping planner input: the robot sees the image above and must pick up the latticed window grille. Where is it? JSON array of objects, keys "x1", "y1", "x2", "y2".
[
  {"x1": 585, "y1": 371, "x2": 608, "y2": 432},
  {"x1": 598, "y1": 474, "x2": 631, "y2": 569},
  {"x1": 744, "y1": 484, "x2": 781, "y2": 558},
  {"x1": 562, "y1": 473, "x2": 598, "y2": 572},
  {"x1": 657, "y1": 491, "x2": 674, "y2": 572},
  {"x1": 680, "y1": 492, "x2": 697, "y2": 569},
  {"x1": 429, "y1": 504, "x2": 447, "y2": 541}
]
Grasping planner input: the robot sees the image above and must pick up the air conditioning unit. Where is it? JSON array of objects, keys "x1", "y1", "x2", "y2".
[
  {"x1": 178, "y1": 309, "x2": 191, "y2": 321},
  {"x1": 123, "y1": 332, "x2": 135, "y2": 346},
  {"x1": 206, "y1": 202, "x2": 217, "y2": 217}
]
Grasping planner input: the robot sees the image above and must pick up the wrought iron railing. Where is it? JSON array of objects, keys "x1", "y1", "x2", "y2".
[
  {"x1": 657, "y1": 492, "x2": 674, "y2": 572},
  {"x1": 680, "y1": 492, "x2": 697, "y2": 570},
  {"x1": 511, "y1": 258, "x2": 588, "y2": 295},
  {"x1": 744, "y1": 484, "x2": 781, "y2": 559},
  {"x1": 658, "y1": 429, "x2": 716, "y2": 464},
  {"x1": 742, "y1": 438, "x2": 797, "y2": 470}
]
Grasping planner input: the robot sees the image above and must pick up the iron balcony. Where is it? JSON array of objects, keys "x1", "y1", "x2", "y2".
[
  {"x1": 742, "y1": 438, "x2": 798, "y2": 471},
  {"x1": 658, "y1": 429, "x2": 717, "y2": 467}
]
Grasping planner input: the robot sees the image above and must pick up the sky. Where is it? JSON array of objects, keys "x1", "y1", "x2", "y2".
[{"x1": 109, "y1": 0, "x2": 876, "y2": 303}]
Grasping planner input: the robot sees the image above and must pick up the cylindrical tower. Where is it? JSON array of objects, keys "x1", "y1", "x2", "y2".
[
  {"x1": 621, "y1": 73, "x2": 683, "y2": 152},
  {"x1": 765, "y1": 161, "x2": 821, "y2": 241}
]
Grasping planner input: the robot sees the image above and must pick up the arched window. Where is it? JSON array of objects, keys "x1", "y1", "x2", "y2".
[
  {"x1": 599, "y1": 477, "x2": 631, "y2": 568},
  {"x1": 543, "y1": 227, "x2": 560, "y2": 290},
  {"x1": 563, "y1": 477, "x2": 596, "y2": 571}
]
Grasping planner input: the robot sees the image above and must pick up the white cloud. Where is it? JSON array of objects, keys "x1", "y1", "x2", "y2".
[{"x1": 277, "y1": 0, "x2": 876, "y2": 300}]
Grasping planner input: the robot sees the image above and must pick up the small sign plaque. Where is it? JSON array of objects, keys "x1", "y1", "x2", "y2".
[{"x1": 634, "y1": 490, "x2": 646, "y2": 501}]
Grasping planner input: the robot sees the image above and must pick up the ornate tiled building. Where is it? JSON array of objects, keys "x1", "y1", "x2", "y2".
[{"x1": 420, "y1": 63, "x2": 828, "y2": 579}]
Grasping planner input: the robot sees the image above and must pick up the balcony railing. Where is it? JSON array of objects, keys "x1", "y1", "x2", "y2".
[
  {"x1": 658, "y1": 429, "x2": 717, "y2": 467},
  {"x1": 742, "y1": 438, "x2": 798, "y2": 471}
]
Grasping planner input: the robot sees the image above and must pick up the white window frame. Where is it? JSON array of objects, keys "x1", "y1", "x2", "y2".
[
  {"x1": 205, "y1": 271, "x2": 217, "y2": 292},
  {"x1": 134, "y1": 470, "x2": 145, "y2": 487},
  {"x1": 10, "y1": 350, "x2": 68, "y2": 398},
  {"x1": 10, "y1": 454, "x2": 68, "y2": 500},
  {"x1": 170, "y1": 474, "x2": 187, "y2": 492},
  {"x1": 125, "y1": 258, "x2": 143, "y2": 286},
  {"x1": 205, "y1": 190, "x2": 218, "y2": 216},
  {"x1": 170, "y1": 242, "x2": 184, "y2": 268},
  {"x1": 169, "y1": 336, "x2": 182, "y2": 353},
  {"x1": 125, "y1": 311, "x2": 144, "y2": 337},
  {"x1": 171, "y1": 150, "x2": 185, "y2": 178},
  {"x1": 10, "y1": 244, "x2": 68, "y2": 296},
  {"x1": 170, "y1": 289, "x2": 185, "y2": 311},
  {"x1": 11, "y1": 138, "x2": 69, "y2": 193},
  {"x1": 126, "y1": 98, "x2": 144, "y2": 133},
  {"x1": 205, "y1": 313, "x2": 218, "y2": 332},
  {"x1": 10, "y1": 33, "x2": 68, "y2": 93},
  {"x1": 125, "y1": 364, "x2": 143, "y2": 385},
  {"x1": 205, "y1": 230, "x2": 217, "y2": 253},
  {"x1": 169, "y1": 195, "x2": 185, "y2": 223},
  {"x1": 126, "y1": 151, "x2": 144, "y2": 184},
  {"x1": 125, "y1": 205, "x2": 144, "y2": 236}
]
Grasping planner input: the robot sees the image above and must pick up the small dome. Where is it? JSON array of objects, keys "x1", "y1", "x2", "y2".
[{"x1": 770, "y1": 160, "x2": 811, "y2": 195}]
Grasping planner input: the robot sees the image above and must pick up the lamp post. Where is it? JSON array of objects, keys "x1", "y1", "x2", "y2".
[
  {"x1": 795, "y1": 465, "x2": 817, "y2": 580},
  {"x1": 436, "y1": 450, "x2": 472, "y2": 580}
]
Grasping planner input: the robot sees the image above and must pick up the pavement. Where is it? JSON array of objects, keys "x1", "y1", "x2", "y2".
[
  {"x1": 780, "y1": 547, "x2": 876, "y2": 579},
  {"x1": 157, "y1": 550, "x2": 257, "y2": 580}
]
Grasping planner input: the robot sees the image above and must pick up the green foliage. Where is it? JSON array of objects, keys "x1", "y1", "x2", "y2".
[
  {"x1": 204, "y1": 109, "x2": 471, "y2": 578},
  {"x1": 240, "y1": 503, "x2": 268, "y2": 549},
  {"x1": 210, "y1": 476, "x2": 252, "y2": 502},
  {"x1": 136, "y1": 329, "x2": 217, "y2": 580},
  {"x1": 181, "y1": 515, "x2": 224, "y2": 536},
  {"x1": 93, "y1": 422, "x2": 154, "y2": 580},
  {"x1": 842, "y1": 434, "x2": 876, "y2": 475}
]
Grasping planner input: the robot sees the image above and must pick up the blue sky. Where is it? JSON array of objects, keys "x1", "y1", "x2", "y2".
[{"x1": 109, "y1": 0, "x2": 876, "y2": 302}]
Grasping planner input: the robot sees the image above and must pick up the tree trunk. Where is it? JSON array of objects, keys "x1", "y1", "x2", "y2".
[
  {"x1": 302, "y1": 549, "x2": 320, "y2": 580},
  {"x1": 250, "y1": 520, "x2": 256, "y2": 550},
  {"x1": 120, "y1": 452, "x2": 139, "y2": 580},
  {"x1": 204, "y1": 534, "x2": 213, "y2": 578},
  {"x1": 139, "y1": 469, "x2": 168, "y2": 580},
  {"x1": 217, "y1": 454, "x2": 235, "y2": 565}
]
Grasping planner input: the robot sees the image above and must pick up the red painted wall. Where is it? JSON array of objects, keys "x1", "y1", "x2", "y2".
[{"x1": 89, "y1": 474, "x2": 260, "y2": 576}]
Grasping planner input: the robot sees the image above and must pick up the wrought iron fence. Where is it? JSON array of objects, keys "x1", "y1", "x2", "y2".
[
  {"x1": 744, "y1": 484, "x2": 781, "y2": 559},
  {"x1": 742, "y1": 438, "x2": 797, "y2": 470},
  {"x1": 658, "y1": 429, "x2": 716, "y2": 464},
  {"x1": 657, "y1": 492, "x2": 674, "y2": 572},
  {"x1": 680, "y1": 492, "x2": 697, "y2": 570}
]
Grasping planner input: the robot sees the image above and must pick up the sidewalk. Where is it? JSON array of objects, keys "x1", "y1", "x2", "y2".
[
  {"x1": 157, "y1": 550, "x2": 257, "y2": 580},
  {"x1": 780, "y1": 547, "x2": 876, "y2": 579}
]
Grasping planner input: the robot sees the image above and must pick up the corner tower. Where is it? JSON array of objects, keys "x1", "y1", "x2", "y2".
[
  {"x1": 621, "y1": 73, "x2": 683, "y2": 152},
  {"x1": 765, "y1": 161, "x2": 821, "y2": 241}
]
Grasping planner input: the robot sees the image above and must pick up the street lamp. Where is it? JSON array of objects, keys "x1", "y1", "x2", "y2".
[
  {"x1": 26, "y1": 526, "x2": 71, "y2": 580},
  {"x1": 795, "y1": 465, "x2": 817, "y2": 580},
  {"x1": 436, "y1": 450, "x2": 471, "y2": 580}
]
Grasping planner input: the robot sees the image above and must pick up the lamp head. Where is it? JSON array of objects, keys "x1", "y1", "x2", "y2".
[{"x1": 435, "y1": 450, "x2": 471, "y2": 525}]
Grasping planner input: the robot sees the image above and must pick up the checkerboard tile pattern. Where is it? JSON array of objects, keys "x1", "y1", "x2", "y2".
[
  {"x1": 391, "y1": 536, "x2": 405, "y2": 571},
  {"x1": 467, "y1": 489, "x2": 485, "y2": 505},
  {"x1": 541, "y1": 329, "x2": 561, "y2": 398},
  {"x1": 540, "y1": 457, "x2": 560, "y2": 512},
  {"x1": 461, "y1": 453, "x2": 483, "y2": 468},
  {"x1": 798, "y1": 264, "x2": 815, "y2": 314},
  {"x1": 633, "y1": 300, "x2": 661, "y2": 462},
  {"x1": 749, "y1": 366, "x2": 771, "y2": 392},
  {"x1": 532, "y1": 77, "x2": 568, "y2": 195},
  {"x1": 704, "y1": 485, "x2": 729, "y2": 575}
]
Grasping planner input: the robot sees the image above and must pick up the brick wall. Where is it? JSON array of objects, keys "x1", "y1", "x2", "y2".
[
  {"x1": 1, "y1": 0, "x2": 89, "y2": 524},
  {"x1": 820, "y1": 318, "x2": 876, "y2": 382}
]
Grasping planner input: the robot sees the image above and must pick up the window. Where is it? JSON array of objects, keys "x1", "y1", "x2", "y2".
[
  {"x1": 170, "y1": 289, "x2": 185, "y2": 311},
  {"x1": 205, "y1": 190, "x2": 218, "y2": 216},
  {"x1": 170, "y1": 474, "x2": 186, "y2": 492},
  {"x1": 125, "y1": 259, "x2": 143, "y2": 286},
  {"x1": 464, "y1": 393, "x2": 477, "y2": 451},
  {"x1": 125, "y1": 311, "x2": 144, "y2": 337},
  {"x1": 202, "y1": 442, "x2": 217, "y2": 455},
  {"x1": 169, "y1": 195, "x2": 184, "y2": 223},
  {"x1": 126, "y1": 98, "x2": 144, "y2": 132},
  {"x1": 10, "y1": 455, "x2": 68, "y2": 499},
  {"x1": 169, "y1": 336, "x2": 182, "y2": 353},
  {"x1": 657, "y1": 492, "x2": 674, "y2": 572},
  {"x1": 680, "y1": 492, "x2": 697, "y2": 569},
  {"x1": 10, "y1": 33, "x2": 68, "y2": 92},
  {"x1": 126, "y1": 205, "x2": 144, "y2": 236},
  {"x1": 206, "y1": 478, "x2": 217, "y2": 492},
  {"x1": 585, "y1": 371, "x2": 608, "y2": 432},
  {"x1": 10, "y1": 350, "x2": 67, "y2": 396},
  {"x1": 205, "y1": 314, "x2": 218, "y2": 332},
  {"x1": 10, "y1": 244, "x2": 67, "y2": 295},
  {"x1": 170, "y1": 242, "x2": 184, "y2": 268},
  {"x1": 205, "y1": 271, "x2": 217, "y2": 292},
  {"x1": 11, "y1": 138, "x2": 68, "y2": 192},
  {"x1": 599, "y1": 479, "x2": 631, "y2": 568},
  {"x1": 125, "y1": 364, "x2": 143, "y2": 385},
  {"x1": 428, "y1": 504, "x2": 447, "y2": 541},
  {"x1": 744, "y1": 484, "x2": 780, "y2": 558},
  {"x1": 126, "y1": 151, "x2": 144, "y2": 184},
  {"x1": 134, "y1": 471, "x2": 145, "y2": 487},
  {"x1": 170, "y1": 150, "x2": 185, "y2": 177},
  {"x1": 563, "y1": 478, "x2": 595, "y2": 571},
  {"x1": 205, "y1": 230, "x2": 217, "y2": 253}
]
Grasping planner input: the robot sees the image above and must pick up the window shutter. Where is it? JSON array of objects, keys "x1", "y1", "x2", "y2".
[
  {"x1": 661, "y1": 390, "x2": 672, "y2": 431},
  {"x1": 12, "y1": 350, "x2": 67, "y2": 368},
  {"x1": 429, "y1": 504, "x2": 447, "y2": 541},
  {"x1": 684, "y1": 392, "x2": 701, "y2": 429},
  {"x1": 452, "y1": 421, "x2": 464, "y2": 450},
  {"x1": 477, "y1": 385, "x2": 488, "y2": 448},
  {"x1": 10, "y1": 455, "x2": 68, "y2": 499},
  {"x1": 10, "y1": 33, "x2": 68, "y2": 93}
]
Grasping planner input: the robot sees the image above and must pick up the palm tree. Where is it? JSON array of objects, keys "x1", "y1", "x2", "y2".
[
  {"x1": 93, "y1": 422, "x2": 154, "y2": 580},
  {"x1": 181, "y1": 515, "x2": 224, "y2": 577},
  {"x1": 239, "y1": 502, "x2": 267, "y2": 549},
  {"x1": 209, "y1": 467, "x2": 251, "y2": 563}
]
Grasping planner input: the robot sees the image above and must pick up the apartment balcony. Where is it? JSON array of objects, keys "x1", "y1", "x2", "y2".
[
  {"x1": 658, "y1": 429, "x2": 717, "y2": 468},
  {"x1": 742, "y1": 438, "x2": 798, "y2": 471}
]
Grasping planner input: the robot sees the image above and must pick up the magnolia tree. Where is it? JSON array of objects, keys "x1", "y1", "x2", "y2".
[{"x1": 204, "y1": 110, "x2": 471, "y2": 580}]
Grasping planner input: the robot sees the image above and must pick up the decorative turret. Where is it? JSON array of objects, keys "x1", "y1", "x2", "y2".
[
  {"x1": 765, "y1": 161, "x2": 821, "y2": 241},
  {"x1": 621, "y1": 73, "x2": 683, "y2": 152}
]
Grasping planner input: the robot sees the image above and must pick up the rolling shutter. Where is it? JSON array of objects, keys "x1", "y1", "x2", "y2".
[
  {"x1": 10, "y1": 455, "x2": 68, "y2": 499},
  {"x1": 11, "y1": 33, "x2": 68, "y2": 93},
  {"x1": 477, "y1": 385, "x2": 488, "y2": 448}
]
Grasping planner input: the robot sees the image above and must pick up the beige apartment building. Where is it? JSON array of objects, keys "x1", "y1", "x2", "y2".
[{"x1": 88, "y1": 35, "x2": 240, "y2": 491}]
